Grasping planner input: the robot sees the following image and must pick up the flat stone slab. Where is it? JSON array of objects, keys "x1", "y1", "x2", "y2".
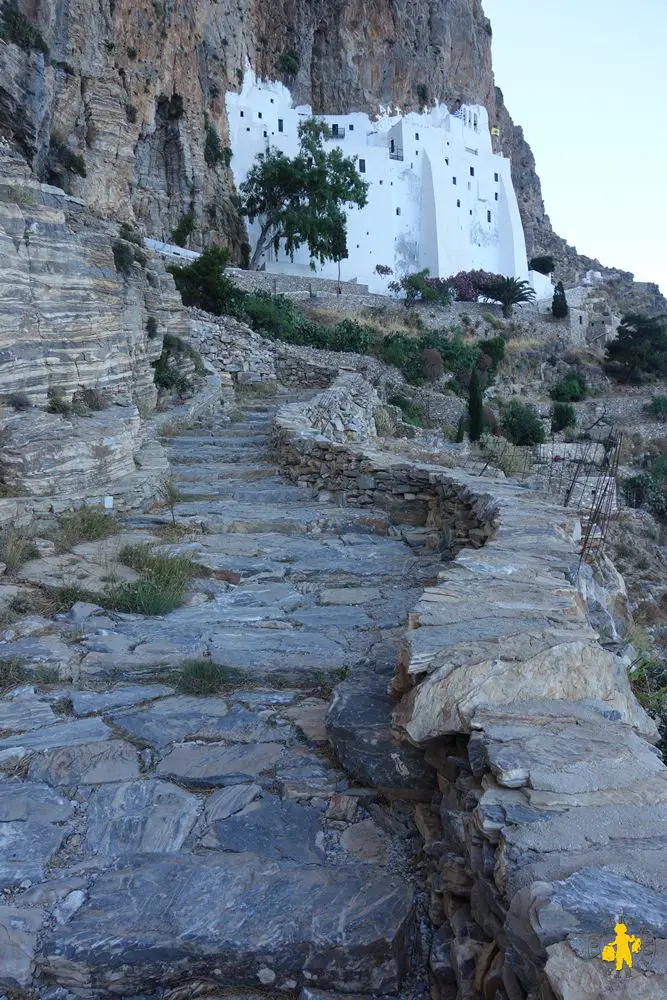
[
  {"x1": 210, "y1": 795, "x2": 325, "y2": 863},
  {"x1": 320, "y1": 587, "x2": 379, "y2": 605},
  {"x1": 210, "y1": 628, "x2": 349, "y2": 680},
  {"x1": 66, "y1": 684, "x2": 174, "y2": 716},
  {"x1": 156, "y1": 742, "x2": 284, "y2": 787},
  {"x1": 0, "y1": 687, "x2": 58, "y2": 733},
  {"x1": 40, "y1": 853, "x2": 416, "y2": 994},
  {"x1": 283, "y1": 698, "x2": 330, "y2": 744},
  {"x1": 85, "y1": 780, "x2": 201, "y2": 856},
  {"x1": 28, "y1": 739, "x2": 140, "y2": 786},
  {"x1": 0, "y1": 717, "x2": 111, "y2": 762},
  {"x1": 0, "y1": 783, "x2": 74, "y2": 889},
  {"x1": 328, "y1": 676, "x2": 436, "y2": 798},
  {"x1": 197, "y1": 783, "x2": 262, "y2": 830},
  {"x1": 0, "y1": 905, "x2": 43, "y2": 989},
  {"x1": 110, "y1": 698, "x2": 282, "y2": 749}
]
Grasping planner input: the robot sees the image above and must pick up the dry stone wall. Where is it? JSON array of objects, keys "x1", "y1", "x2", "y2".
[{"x1": 272, "y1": 375, "x2": 667, "y2": 1000}]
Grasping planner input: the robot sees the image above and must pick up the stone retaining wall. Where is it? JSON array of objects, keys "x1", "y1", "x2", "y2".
[
  {"x1": 271, "y1": 375, "x2": 666, "y2": 1000},
  {"x1": 226, "y1": 268, "x2": 369, "y2": 296}
]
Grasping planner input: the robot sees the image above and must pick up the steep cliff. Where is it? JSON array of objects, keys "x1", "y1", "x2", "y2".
[{"x1": 0, "y1": 0, "x2": 662, "y2": 306}]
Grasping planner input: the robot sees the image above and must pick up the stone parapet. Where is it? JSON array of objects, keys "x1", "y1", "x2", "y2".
[{"x1": 271, "y1": 375, "x2": 666, "y2": 1000}]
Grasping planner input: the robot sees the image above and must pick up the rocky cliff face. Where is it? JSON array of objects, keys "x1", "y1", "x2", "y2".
[{"x1": 0, "y1": 0, "x2": 662, "y2": 306}]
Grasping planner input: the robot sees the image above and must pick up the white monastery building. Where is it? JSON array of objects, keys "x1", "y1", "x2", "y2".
[{"x1": 226, "y1": 71, "x2": 552, "y2": 297}]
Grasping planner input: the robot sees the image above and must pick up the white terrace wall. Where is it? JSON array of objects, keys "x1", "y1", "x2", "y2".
[{"x1": 226, "y1": 71, "x2": 538, "y2": 295}]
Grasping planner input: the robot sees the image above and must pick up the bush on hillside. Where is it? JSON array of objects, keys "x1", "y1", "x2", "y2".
[
  {"x1": 551, "y1": 281, "x2": 569, "y2": 319},
  {"x1": 446, "y1": 270, "x2": 503, "y2": 302},
  {"x1": 421, "y1": 348, "x2": 444, "y2": 382},
  {"x1": 551, "y1": 373, "x2": 587, "y2": 402},
  {"x1": 329, "y1": 319, "x2": 374, "y2": 354},
  {"x1": 388, "y1": 268, "x2": 451, "y2": 305},
  {"x1": 529, "y1": 255, "x2": 554, "y2": 276},
  {"x1": 168, "y1": 245, "x2": 244, "y2": 316},
  {"x1": 647, "y1": 395, "x2": 667, "y2": 420},
  {"x1": 606, "y1": 313, "x2": 667, "y2": 384},
  {"x1": 551, "y1": 402, "x2": 576, "y2": 432},
  {"x1": 387, "y1": 392, "x2": 426, "y2": 427},
  {"x1": 501, "y1": 400, "x2": 545, "y2": 446}
]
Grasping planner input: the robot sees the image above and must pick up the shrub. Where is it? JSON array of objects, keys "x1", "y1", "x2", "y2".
[
  {"x1": 551, "y1": 374, "x2": 587, "y2": 402},
  {"x1": 501, "y1": 400, "x2": 545, "y2": 446},
  {"x1": 204, "y1": 122, "x2": 224, "y2": 168},
  {"x1": 551, "y1": 280, "x2": 569, "y2": 319},
  {"x1": 75, "y1": 388, "x2": 110, "y2": 411},
  {"x1": 447, "y1": 270, "x2": 502, "y2": 302},
  {"x1": 177, "y1": 658, "x2": 243, "y2": 694},
  {"x1": 146, "y1": 316, "x2": 159, "y2": 339},
  {"x1": 112, "y1": 240, "x2": 136, "y2": 274},
  {"x1": 379, "y1": 333, "x2": 422, "y2": 382},
  {"x1": 606, "y1": 313, "x2": 667, "y2": 384},
  {"x1": 58, "y1": 148, "x2": 87, "y2": 177},
  {"x1": 126, "y1": 103, "x2": 138, "y2": 123},
  {"x1": 171, "y1": 211, "x2": 196, "y2": 248},
  {"x1": 416, "y1": 83, "x2": 429, "y2": 106},
  {"x1": 119, "y1": 223, "x2": 143, "y2": 245},
  {"x1": 375, "y1": 264, "x2": 393, "y2": 276},
  {"x1": 153, "y1": 334, "x2": 204, "y2": 397},
  {"x1": 390, "y1": 268, "x2": 450, "y2": 305},
  {"x1": 551, "y1": 402, "x2": 576, "y2": 432},
  {"x1": 54, "y1": 506, "x2": 118, "y2": 552},
  {"x1": 529, "y1": 255, "x2": 554, "y2": 275},
  {"x1": 648, "y1": 395, "x2": 667, "y2": 420},
  {"x1": 468, "y1": 369, "x2": 484, "y2": 442},
  {"x1": 127, "y1": 46, "x2": 138, "y2": 59},
  {"x1": 478, "y1": 335, "x2": 506, "y2": 371},
  {"x1": 278, "y1": 47, "x2": 300, "y2": 76},
  {"x1": 6, "y1": 392, "x2": 32, "y2": 411},
  {"x1": 157, "y1": 476, "x2": 184, "y2": 525},
  {"x1": 243, "y1": 290, "x2": 302, "y2": 338},
  {"x1": 421, "y1": 348, "x2": 444, "y2": 382},
  {"x1": 482, "y1": 311, "x2": 504, "y2": 331},
  {"x1": 622, "y1": 474, "x2": 667, "y2": 521},
  {"x1": 329, "y1": 319, "x2": 374, "y2": 354},
  {"x1": 0, "y1": 529, "x2": 38, "y2": 574},
  {"x1": 46, "y1": 387, "x2": 71, "y2": 414},
  {"x1": 0, "y1": 4, "x2": 48, "y2": 54},
  {"x1": 0, "y1": 657, "x2": 26, "y2": 692},
  {"x1": 479, "y1": 433, "x2": 532, "y2": 476},
  {"x1": 168, "y1": 245, "x2": 244, "y2": 316},
  {"x1": 455, "y1": 415, "x2": 466, "y2": 442},
  {"x1": 373, "y1": 407, "x2": 395, "y2": 437},
  {"x1": 387, "y1": 392, "x2": 425, "y2": 427}
]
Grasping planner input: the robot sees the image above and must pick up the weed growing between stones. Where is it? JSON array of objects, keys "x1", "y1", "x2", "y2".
[
  {"x1": 177, "y1": 658, "x2": 245, "y2": 694},
  {"x1": 0, "y1": 656, "x2": 26, "y2": 692},
  {"x1": 157, "y1": 477, "x2": 184, "y2": 525},
  {"x1": 52, "y1": 507, "x2": 118, "y2": 553},
  {"x1": 0, "y1": 529, "x2": 39, "y2": 574},
  {"x1": 106, "y1": 544, "x2": 203, "y2": 615},
  {"x1": 46, "y1": 387, "x2": 71, "y2": 414},
  {"x1": 387, "y1": 393, "x2": 426, "y2": 427}
]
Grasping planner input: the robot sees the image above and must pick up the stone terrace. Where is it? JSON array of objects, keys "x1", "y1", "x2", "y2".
[{"x1": 272, "y1": 375, "x2": 667, "y2": 1000}]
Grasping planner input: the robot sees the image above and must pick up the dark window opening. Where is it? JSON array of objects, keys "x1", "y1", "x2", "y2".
[
  {"x1": 246, "y1": 127, "x2": 250, "y2": 132},
  {"x1": 258, "y1": 112, "x2": 262, "y2": 119},
  {"x1": 494, "y1": 192, "x2": 498, "y2": 201},
  {"x1": 487, "y1": 210, "x2": 491, "y2": 222},
  {"x1": 415, "y1": 132, "x2": 419, "y2": 140},
  {"x1": 263, "y1": 131, "x2": 267, "y2": 138},
  {"x1": 240, "y1": 111, "x2": 244, "y2": 118},
  {"x1": 278, "y1": 119, "x2": 283, "y2": 132},
  {"x1": 445, "y1": 157, "x2": 449, "y2": 165},
  {"x1": 396, "y1": 207, "x2": 401, "y2": 216},
  {"x1": 359, "y1": 158, "x2": 366, "y2": 173},
  {"x1": 494, "y1": 172, "x2": 499, "y2": 182},
  {"x1": 453, "y1": 177, "x2": 457, "y2": 185},
  {"x1": 456, "y1": 199, "x2": 461, "y2": 207},
  {"x1": 579, "y1": 315, "x2": 583, "y2": 325},
  {"x1": 332, "y1": 123, "x2": 340, "y2": 136},
  {"x1": 349, "y1": 124, "x2": 354, "y2": 131},
  {"x1": 470, "y1": 166, "x2": 475, "y2": 176}
]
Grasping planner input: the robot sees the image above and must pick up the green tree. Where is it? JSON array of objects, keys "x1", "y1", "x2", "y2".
[
  {"x1": 551, "y1": 402, "x2": 576, "y2": 432},
  {"x1": 468, "y1": 369, "x2": 484, "y2": 442},
  {"x1": 501, "y1": 400, "x2": 545, "y2": 446},
  {"x1": 167, "y1": 245, "x2": 244, "y2": 315},
  {"x1": 606, "y1": 313, "x2": 667, "y2": 383},
  {"x1": 551, "y1": 280, "x2": 569, "y2": 319},
  {"x1": 479, "y1": 276, "x2": 536, "y2": 318},
  {"x1": 239, "y1": 118, "x2": 369, "y2": 270}
]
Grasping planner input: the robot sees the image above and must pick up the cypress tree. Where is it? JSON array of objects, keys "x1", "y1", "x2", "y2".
[
  {"x1": 468, "y1": 368, "x2": 484, "y2": 442},
  {"x1": 552, "y1": 280, "x2": 569, "y2": 319}
]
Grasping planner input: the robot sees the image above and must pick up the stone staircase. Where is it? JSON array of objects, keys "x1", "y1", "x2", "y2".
[{"x1": 0, "y1": 391, "x2": 440, "y2": 998}]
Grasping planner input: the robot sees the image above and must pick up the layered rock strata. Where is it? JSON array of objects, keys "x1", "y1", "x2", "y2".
[{"x1": 271, "y1": 375, "x2": 667, "y2": 1000}]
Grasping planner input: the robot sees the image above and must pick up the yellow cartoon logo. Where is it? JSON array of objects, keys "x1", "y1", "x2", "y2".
[{"x1": 601, "y1": 922, "x2": 642, "y2": 971}]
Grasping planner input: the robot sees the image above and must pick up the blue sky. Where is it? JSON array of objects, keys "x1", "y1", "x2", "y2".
[{"x1": 483, "y1": 0, "x2": 666, "y2": 291}]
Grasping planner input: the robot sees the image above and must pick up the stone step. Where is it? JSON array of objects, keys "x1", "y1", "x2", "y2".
[
  {"x1": 169, "y1": 463, "x2": 276, "y2": 482},
  {"x1": 172, "y1": 499, "x2": 390, "y2": 537},
  {"x1": 173, "y1": 481, "x2": 313, "y2": 504}
]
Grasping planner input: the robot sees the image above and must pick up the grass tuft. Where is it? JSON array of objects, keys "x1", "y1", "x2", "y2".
[
  {"x1": 53, "y1": 507, "x2": 119, "y2": 552},
  {"x1": 105, "y1": 544, "x2": 203, "y2": 615},
  {"x1": 1, "y1": 529, "x2": 39, "y2": 574},
  {"x1": 0, "y1": 657, "x2": 26, "y2": 691},
  {"x1": 177, "y1": 658, "x2": 245, "y2": 695}
]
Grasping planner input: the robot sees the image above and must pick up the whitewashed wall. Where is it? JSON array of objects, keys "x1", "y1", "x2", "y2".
[{"x1": 226, "y1": 71, "x2": 538, "y2": 296}]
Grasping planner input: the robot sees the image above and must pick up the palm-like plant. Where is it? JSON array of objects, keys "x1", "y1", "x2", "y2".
[{"x1": 480, "y1": 276, "x2": 536, "y2": 318}]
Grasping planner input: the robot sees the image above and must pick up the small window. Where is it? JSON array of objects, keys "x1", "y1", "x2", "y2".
[
  {"x1": 452, "y1": 177, "x2": 457, "y2": 185},
  {"x1": 349, "y1": 123, "x2": 354, "y2": 131},
  {"x1": 415, "y1": 132, "x2": 419, "y2": 140},
  {"x1": 445, "y1": 157, "x2": 449, "y2": 165},
  {"x1": 270, "y1": 98, "x2": 274, "y2": 104},
  {"x1": 332, "y1": 123, "x2": 339, "y2": 136},
  {"x1": 579, "y1": 315, "x2": 583, "y2": 325},
  {"x1": 396, "y1": 207, "x2": 401, "y2": 216},
  {"x1": 358, "y1": 158, "x2": 366, "y2": 173},
  {"x1": 456, "y1": 199, "x2": 461, "y2": 208},
  {"x1": 278, "y1": 119, "x2": 284, "y2": 132},
  {"x1": 263, "y1": 131, "x2": 267, "y2": 138},
  {"x1": 494, "y1": 172, "x2": 499, "y2": 182},
  {"x1": 470, "y1": 166, "x2": 475, "y2": 176},
  {"x1": 258, "y1": 112, "x2": 262, "y2": 119},
  {"x1": 240, "y1": 111, "x2": 244, "y2": 118},
  {"x1": 487, "y1": 210, "x2": 491, "y2": 222},
  {"x1": 469, "y1": 210, "x2": 473, "y2": 215},
  {"x1": 246, "y1": 127, "x2": 250, "y2": 132},
  {"x1": 379, "y1": 179, "x2": 383, "y2": 185},
  {"x1": 494, "y1": 192, "x2": 498, "y2": 201}
]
